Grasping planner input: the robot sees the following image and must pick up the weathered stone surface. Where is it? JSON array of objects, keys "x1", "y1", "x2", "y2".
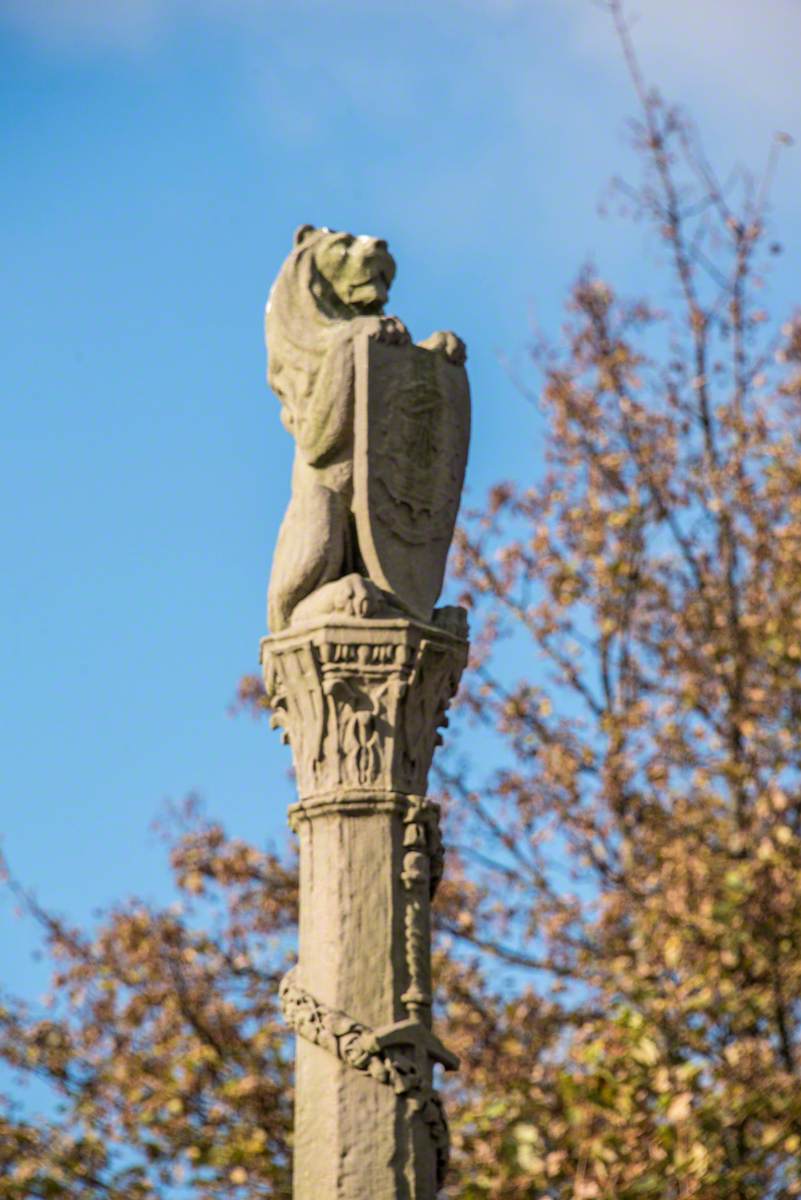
[
  {"x1": 261, "y1": 226, "x2": 471, "y2": 1199},
  {"x1": 286, "y1": 796, "x2": 452, "y2": 1200},
  {"x1": 353, "y1": 337, "x2": 470, "y2": 622},
  {"x1": 261, "y1": 616, "x2": 467, "y2": 803},
  {"x1": 261, "y1": 617, "x2": 466, "y2": 1198},
  {"x1": 264, "y1": 225, "x2": 469, "y2": 632}
]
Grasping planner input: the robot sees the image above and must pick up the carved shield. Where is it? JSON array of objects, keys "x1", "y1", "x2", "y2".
[{"x1": 353, "y1": 334, "x2": 470, "y2": 620}]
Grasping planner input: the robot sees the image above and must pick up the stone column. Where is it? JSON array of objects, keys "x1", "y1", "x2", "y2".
[{"x1": 261, "y1": 614, "x2": 467, "y2": 1199}]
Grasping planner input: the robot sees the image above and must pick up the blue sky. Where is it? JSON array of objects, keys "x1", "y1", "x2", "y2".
[{"x1": 3, "y1": 0, "x2": 801, "y2": 1001}]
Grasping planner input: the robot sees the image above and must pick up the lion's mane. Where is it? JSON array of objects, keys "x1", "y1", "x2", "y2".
[{"x1": 265, "y1": 227, "x2": 364, "y2": 435}]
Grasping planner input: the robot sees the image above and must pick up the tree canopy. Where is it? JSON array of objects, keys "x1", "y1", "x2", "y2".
[{"x1": 4, "y1": 5, "x2": 801, "y2": 1197}]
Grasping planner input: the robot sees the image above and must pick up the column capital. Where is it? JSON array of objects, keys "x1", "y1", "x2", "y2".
[{"x1": 261, "y1": 615, "x2": 467, "y2": 803}]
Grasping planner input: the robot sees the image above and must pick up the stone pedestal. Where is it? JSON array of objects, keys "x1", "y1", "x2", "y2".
[{"x1": 261, "y1": 615, "x2": 467, "y2": 1199}]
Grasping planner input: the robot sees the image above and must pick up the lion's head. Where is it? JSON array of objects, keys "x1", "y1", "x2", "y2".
[
  {"x1": 304, "y1": 224, "x2": 396, "y2": 314},
  {"x1": 266, "y1": 224, "x2": 397, "y2": 419}
]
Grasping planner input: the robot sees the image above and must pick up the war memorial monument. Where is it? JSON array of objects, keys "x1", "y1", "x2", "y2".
[{"x1": 260, "y1": 224, "x2": 471, "y2": 1198}]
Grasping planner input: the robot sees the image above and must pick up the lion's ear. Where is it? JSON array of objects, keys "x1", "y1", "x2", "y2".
[{"x1": 293, "y1": 224, "x2": 317, "y2": 247}]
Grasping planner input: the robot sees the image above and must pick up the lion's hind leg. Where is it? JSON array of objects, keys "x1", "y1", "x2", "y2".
[{"x1": 267, "y1": 482, "x2": 347, "y2": 632}]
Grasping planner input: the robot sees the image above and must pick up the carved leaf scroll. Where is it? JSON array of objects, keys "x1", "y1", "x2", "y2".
[
  {"x1": 280, "y1": 968, "x2": 451, "y2": 1188},
  {"x1": 261, "y1": 618, "x2": 467, "y2": 802}
]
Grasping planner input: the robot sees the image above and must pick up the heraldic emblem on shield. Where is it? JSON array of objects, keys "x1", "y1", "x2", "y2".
[{"x1": 353, "y1": 334, "x2": 471, "y2": 622}]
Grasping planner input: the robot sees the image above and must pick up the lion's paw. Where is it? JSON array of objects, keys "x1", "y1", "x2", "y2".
[
  {"x1": 363, "y1": 315, "x2": 411, "y2": 346},
  {"x1": 290, "y1": 574, "x2": 385, "y2": 625},
  {"x1": 331, "y1": 573, "x2": 384, "y2": 618},
  {"x1": 418, "y1": 330, "x2": 467, "y2": 366}
]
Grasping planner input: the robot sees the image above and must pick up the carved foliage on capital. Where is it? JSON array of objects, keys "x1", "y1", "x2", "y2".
[{"x1": 261, "y1": 619, "x2": 467, "y2": 801}]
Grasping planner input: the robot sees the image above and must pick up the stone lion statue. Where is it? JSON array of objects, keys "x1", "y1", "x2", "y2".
[{"x1": 265, "y1": 224, "x2": 466, "y2": 632}]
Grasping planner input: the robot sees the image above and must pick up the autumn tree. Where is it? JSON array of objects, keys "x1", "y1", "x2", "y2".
[
  {"x1": 3, "y1": 4, "x2": 801, "y2": 1197},
  {"x1": 0, "y1": 811, "x2": 298, "y2": 1198},
  {"x1": 439, "y1": 5, "x2": 801, "y2": 1194}
]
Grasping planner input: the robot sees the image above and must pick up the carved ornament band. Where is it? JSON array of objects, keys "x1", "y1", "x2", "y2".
[{"x1": 279, "y1": 968, "x2": 451, "y2": 1187}]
